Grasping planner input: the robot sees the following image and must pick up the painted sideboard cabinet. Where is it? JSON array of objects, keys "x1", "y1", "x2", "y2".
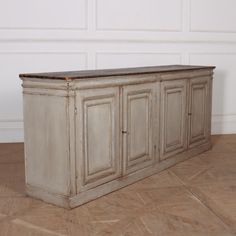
[{"x1": 20, "y1": 65, "x2": 215, "y2": 208}]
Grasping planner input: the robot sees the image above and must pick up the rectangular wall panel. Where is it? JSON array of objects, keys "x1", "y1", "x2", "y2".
[
  {"x1": 96, "y1": 0, "x2": 182, "y2": 31},
  {"x1": 190, "y1": 0, "x2": 236, "y2": 32},
  {"x1": 0, "y1": 0, "x2": 87, "y2": 29},
  {"x1": 96, "y1": 53, "x2": 181, "y2": 69},
  {"x1": 0, "y1": 53, "x2": 87, "y2": 120}
]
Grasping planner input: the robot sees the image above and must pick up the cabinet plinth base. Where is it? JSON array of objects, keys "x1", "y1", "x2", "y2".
[{"x1": 26, "y1": 142, "x2": 211, "y2": 209}]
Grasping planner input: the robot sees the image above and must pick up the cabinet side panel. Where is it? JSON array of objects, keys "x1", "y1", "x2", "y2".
[{"x1": 23, "y1": 93, "x2": 70, "y2": 196}]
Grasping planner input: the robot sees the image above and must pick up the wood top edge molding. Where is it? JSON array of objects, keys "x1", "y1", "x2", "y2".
[{"x1": 19, "y1": 65, "x2": 215, "y2": 80}]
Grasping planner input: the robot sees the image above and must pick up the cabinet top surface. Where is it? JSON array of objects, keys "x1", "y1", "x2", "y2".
[{"x1": 19, "y1": 65, "x2": 215, "y2": 80}]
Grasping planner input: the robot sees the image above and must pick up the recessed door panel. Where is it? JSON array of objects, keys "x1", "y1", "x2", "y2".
[
  {"x1": 123, "y1": 83, "x2": 157, "y2": 175},
  {"x1": 86, "y1": 102, "x2": 112, "y2": 176},
  {"x1": 76, "y1": 87, "x2": 120, "y2": 192},
  {"x1": 188, "y1": 77, "x2": 211, "y2": 148},
  {"x1": 160, "y1": 80, "x2": 187, "y2": 160}
]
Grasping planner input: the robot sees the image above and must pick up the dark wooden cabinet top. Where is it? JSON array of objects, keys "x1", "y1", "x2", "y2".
[{"x1": 19, "y1": 65, "x2": 215, "y2": 80}]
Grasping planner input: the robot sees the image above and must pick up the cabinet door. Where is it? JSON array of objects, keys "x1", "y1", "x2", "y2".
[
  {"x1": 160, "y1": 80, "x2": 187, "y2": 160},
  {"x1": 123, "y1": 83, "x2": 157, "y2": 175},
  {"x1": 188, "y1": 77, "x2": 211, "y2": 148},
  {"x1": 76, "y1": 87, "x2": 121, "y2": 192}
]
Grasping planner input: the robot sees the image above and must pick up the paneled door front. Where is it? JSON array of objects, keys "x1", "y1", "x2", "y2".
[
  {"x1": 122, "y1": 83, "x2": 157, "y2": 175},
  {"x1": 76, "y1": 87, "x2": 121, "y2": 192},
  {"x1": 160, "y1": 80, "x2": 187, "y2": 160},
  {"x1": 188, "y1": 77, "x2": 211, "y2": 148}
]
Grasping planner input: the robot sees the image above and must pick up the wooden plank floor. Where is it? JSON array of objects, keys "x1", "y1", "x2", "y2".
[{"x1": 0, "y1": 135, "x2": 236, "y2": 235}]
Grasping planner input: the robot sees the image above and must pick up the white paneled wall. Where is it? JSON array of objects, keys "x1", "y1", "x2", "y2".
[
  {"x1": 0, "y1": 0, "x2": 236, "y2": 142},
  {"x1": 190, "y1": 0, "x2": 236, "y2": 32},
  {"x1": 0, "y1": 0, "x2": 87, "y2": 29},
  {"x1": 96, "y1": 0, "x2": 182, "y2": 31},
  {"x1": 96, "y1": 53, "x2": 182, "y2": 69}
]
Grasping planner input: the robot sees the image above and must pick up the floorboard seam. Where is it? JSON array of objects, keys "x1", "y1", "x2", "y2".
[
  {"x1": 168, "y1": 169, "x2": 235, "y2": 235},
  {"x1": 0, "y1": 200, "x2": 42, "y2": 225}
]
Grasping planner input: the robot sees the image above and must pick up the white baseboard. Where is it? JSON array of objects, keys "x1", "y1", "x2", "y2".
[
  {"x1": 212, "y1": 114, "x2": 236, "y2": 135},
  {"x1": 0, "y1": 120, "x2": 24, "y2": 143},
  {"x1": 0, "y1": 115, "x2": 235, "y2": 143}
]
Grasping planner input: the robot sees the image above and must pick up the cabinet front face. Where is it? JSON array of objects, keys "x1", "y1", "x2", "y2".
[
  {"x1": 123, "y1": 83, "x2": 157, "y2": 175},
  {"x1": 188, "y1": 77, "x2": 211, "y2": 148},
  {"x1": 160, "y1": 80, "x2": 187, "y2": 160},
  {"x1": 76, "y1": 87, "x2": 121, "y2": 192}
]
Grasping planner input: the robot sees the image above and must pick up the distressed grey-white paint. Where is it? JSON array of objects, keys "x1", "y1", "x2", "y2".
[
  {"x1": 160, "y1": 79, "x2": 188, "y2": 160},
  {"x1": 21, "y1": 66, "x2": 214, "y2": 208},
  {"x1": 122, "y1": 83, "x2": 157, "y2": 175}
]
